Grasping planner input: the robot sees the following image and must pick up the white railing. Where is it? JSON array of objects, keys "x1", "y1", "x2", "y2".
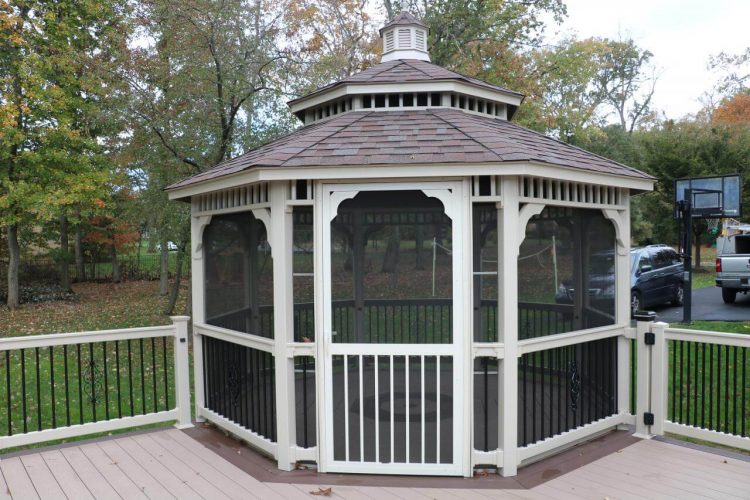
[
  {"x1": 634, "y1": 317, "x2": 750, "y2": 452},
  {"x1": 0, "y1": 317, "x2": 192, "y2": 450}
]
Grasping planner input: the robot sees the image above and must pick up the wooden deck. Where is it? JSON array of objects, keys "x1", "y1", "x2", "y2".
[{"x1": 1, "y1": 428, "x2": 749, "y2": 499}]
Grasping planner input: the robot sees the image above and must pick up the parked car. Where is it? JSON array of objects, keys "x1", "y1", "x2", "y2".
[
  {"x1": 631, "y1": 245, "x2": 684, "y2": 314},
  {"x1": 715, "y1": 232, "x2": 750, "y2": 303}
]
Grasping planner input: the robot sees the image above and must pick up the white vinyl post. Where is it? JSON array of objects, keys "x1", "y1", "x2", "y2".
[
  {"x1": 634, "y1": 313, "x2": 655, "y2": 438},
  {"x1": 171, "y1": 316, "x2": 193, "y2": 428},
  {"x1": 190, "y1": 213, "x2": 211, "y2": 422},
  {"x1": 614, "y1": 191, "x2": 632, "y2": 423},
  {"x1": 270, "y1": 182, "x2": 297, "y2": 471},
  {"x1": 498, "y1": 177, "x2": 520, "y2": 476},
  {"x1": 650, "y1": 321, "x2": 669, "y2": 436}
]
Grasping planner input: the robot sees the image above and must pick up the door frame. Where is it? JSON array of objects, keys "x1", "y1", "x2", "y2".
[{"x1": 314, "y1": 180, "x2": 471, "y2": 476}]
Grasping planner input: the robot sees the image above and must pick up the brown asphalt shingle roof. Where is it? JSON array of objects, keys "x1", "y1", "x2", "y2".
[
  {"x1": 167, "y1": 109, "x2": 651, "y2": 190},
  {"x1": 288, "y1": 59, "x2": 523, "y2": 106},
  {"x1": 380, "y1": 11, "x2": 427, "y2": 33}
]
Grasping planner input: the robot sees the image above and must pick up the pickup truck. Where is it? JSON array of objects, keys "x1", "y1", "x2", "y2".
[{"x1": 716, "y1": 233, "x2": 750, "y2": 303}]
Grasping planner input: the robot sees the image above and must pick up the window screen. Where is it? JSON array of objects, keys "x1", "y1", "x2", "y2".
[
  {"x1": 518, "y1": 207, "x2": 616, "y2": 339},
  {"x1": 204, "y1": 213, "x2": 274, "y2": 338}
]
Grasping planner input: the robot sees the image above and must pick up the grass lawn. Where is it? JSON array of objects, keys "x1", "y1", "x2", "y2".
[
  {"x1": 0, "y1": 280, "x2": 188, "y2": 337},
  {"x1": 0, "y1": 280, "x2": 189, "y2": 454}
]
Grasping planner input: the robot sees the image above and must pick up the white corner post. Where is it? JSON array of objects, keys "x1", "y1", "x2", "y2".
[
  {"x1": 633, "y1": 313, "x2": 655, "y2": 438},
  {"x1": 498, "y1": 177, "x2": 520, "y2": 476},
  {"x1": 270, "y1": 181, "x2": 297, "y2": 471},
  {"x1": 171, "y1": 315, "x2": 193, "y2": 428},
  {"x1": 190, "y1": 213, "x2": 211, "y2": 422},
  {"x1": 604, "y1": 190, "x2": 633, "y2": 425},
  {"x1": 650, "y1": 321, "x2": 668, "y2": 437}
]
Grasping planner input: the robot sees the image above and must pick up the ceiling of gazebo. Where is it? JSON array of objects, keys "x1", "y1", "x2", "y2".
[{"x1": 167, "y1": 108, "x2": 651, "y2": 191}]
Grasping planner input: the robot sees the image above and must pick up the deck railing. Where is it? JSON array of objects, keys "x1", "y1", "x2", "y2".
[
  {"x1": 635, "y1": 317, "x2": 750, "y2": 452},
  {"x1": 0, "y1": 317, "x2": 192, "y2": 451}
]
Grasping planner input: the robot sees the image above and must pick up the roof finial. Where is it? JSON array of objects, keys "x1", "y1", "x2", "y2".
[{"x1": 380, "y1": 11, "x2": 429, "y2": 63}]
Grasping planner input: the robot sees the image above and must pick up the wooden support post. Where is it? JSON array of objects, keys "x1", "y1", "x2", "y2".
[
  {"x1": 498, "y1": 177, "x2": 520, "y2": 476},
  {"x1": 270, "y1": 182, "x2": 297, "y2": 471}
]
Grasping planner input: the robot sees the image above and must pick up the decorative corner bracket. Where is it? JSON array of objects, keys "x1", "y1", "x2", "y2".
[
  {"x1": 191, "y1": 215, "x2": 213, "y2": 261},
  {"x1": 602, "y1": 208, "x2": 628, "y2": 256}
]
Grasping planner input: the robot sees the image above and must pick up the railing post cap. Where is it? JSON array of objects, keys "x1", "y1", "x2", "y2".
[
  {"x1": 633, "y1": 310, "x2": 657, "y2": 322},
  {"x1": 170, "y1": 316, "x2": 191, "y2": 324}
]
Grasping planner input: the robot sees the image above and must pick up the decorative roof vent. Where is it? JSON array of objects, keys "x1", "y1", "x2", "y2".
[{"x1": 380, "y1": 11, "x2": 429, "y2": 63}]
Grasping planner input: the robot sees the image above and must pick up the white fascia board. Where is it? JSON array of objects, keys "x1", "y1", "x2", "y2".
[
  {"x1": 288, "y1": 81, "x2": 523, "y2": 114},
  {"x1": 167, "y1": 161, "x2": 654, "y2": 201}
]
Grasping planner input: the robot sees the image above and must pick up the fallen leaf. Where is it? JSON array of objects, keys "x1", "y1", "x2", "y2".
[
  {"x1": 295, "y1": 462, "x2": 308, "y2": 470},
  {"x1": 310, "y1": 487, "x2": 332, "y2": 496}
]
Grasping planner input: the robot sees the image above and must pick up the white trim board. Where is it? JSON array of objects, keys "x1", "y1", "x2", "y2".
[{"x1": 168, "y1": 162, "x2": 654, "y2": 200}]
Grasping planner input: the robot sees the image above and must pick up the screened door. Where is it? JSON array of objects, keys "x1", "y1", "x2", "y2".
[{"x1": 320, "y1": 184, "x2": 466, "y2": 475}]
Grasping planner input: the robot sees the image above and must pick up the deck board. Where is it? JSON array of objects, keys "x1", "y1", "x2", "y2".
[
  {"x1": 18, "y1": 454, "x2": 66, "y2": 500},
  {"x1": 2, "y1": 429, "x2": 749, "y2": 499},
  {"x1": 59, "y1": 446, "x2": 121, "y2": 499},
  {"x1": 1, "y1": 458, "x2": 39, "y2": 500},
  {"x1": 40, "y1": 451, "x2": 94, "y2": 500},
  {"x1": 130, "y1": 433, "x2": 231, "y2": 500},
  {"x1": 79, "y1": 443, "x2": 148, "y2": 500}
]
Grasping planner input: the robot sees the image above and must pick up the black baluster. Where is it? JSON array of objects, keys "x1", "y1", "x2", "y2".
[
  {"x1": 76, "y1": 343, "x2": 84, "y2": 424},
  {"x1": 35, "y1": 347, "x2": 41, "y2": 431},
  {"x1": 139, "y1": 339, "x2": 146, "y2": 415},
  {"x1": 733, "y1": 346, "x2": 738, "y2": 435},
  {"x1": 701, "y1": 343, "x2": 706, "y2": 429},
  {"x1": 103, "y1": 342, "x2": 109, "y2": 420},
  {"x1": 151, "y1": 338, "x2": 157, "y2": 413},
  {"x1": 49, "y1": 346, "x2": 56, "y2": 429},
  {"x1": 21, "y1": 349, "x2": 27, "y2": 433},
  {"x1": 63, "y1": 345, "x2": 70, "y2": 427},
  {"x1": 6, "y1": 351, "x2": 12, "y2": 435},
  {"x1": 115, "y1": 341, "x2": 122, "y2": 418},
  {"x1": 724, "y1": 345, "x2": 729, "y2": 433},
  {"x1": 163, "y1": 337, "x2": 169, "y2": 411},
  {"x1": 89, "y1": 343, "x2": 97, "y2": 423},
  {"x1": 127, "y1": 339, "x2": 134, "y2": 416}
]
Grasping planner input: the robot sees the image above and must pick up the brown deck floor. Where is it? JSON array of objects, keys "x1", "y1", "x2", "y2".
[{"x1": 1, "y1": 427, "x2": 749, "y2": 499}]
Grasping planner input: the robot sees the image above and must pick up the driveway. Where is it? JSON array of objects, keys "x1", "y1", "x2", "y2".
[{"x1": 655, "y1": 286, "x2": 750, "y2": 322}]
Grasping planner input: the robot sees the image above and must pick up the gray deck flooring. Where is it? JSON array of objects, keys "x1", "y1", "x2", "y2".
[{"x1": 1, "y1": 429, "x2": 749, "y2": 499}]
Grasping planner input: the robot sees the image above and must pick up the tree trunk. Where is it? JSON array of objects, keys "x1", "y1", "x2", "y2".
[
  {"x1": 415, "y1": 225, "x2": 424, "y2": 270},
  {"x1": 164, "y1": 245, "x2": 185, "y2": 315},
  {"x1": 75, "y1": 223, "x2": 86, "y2": 281},
  {"x1": 112, "y1": 245, "x2": 121, "y2": 283},
  {"x1": 382, "y1": 227, "x2": 400, "y2": 273},
  {"x1": 6, "y1": 224, "x2": 20, "y2": 309},
  {"x1": 694, "y1": 231, "x2": 703, "y2": 271},
  {"x1": 59, "y1": 215, "x2": 71, "y2": 291},
  {"x1": 159, "y1": 238, "x2": 169, "y2": 295}
]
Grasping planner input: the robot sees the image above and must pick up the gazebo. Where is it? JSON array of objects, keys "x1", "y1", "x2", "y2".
[{"x1": 167, "y1": 12, "x2": 654, "y2": 478}]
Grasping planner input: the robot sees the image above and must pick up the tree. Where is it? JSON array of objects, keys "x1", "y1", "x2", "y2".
[
  {"x1": 114, "y1": 0, "x2": 294, "y2": 313},
  {"x1": 285, "y1": 0, "x2": 380, "y2": 94},
  {"x1": 712, "y1": 92, "x2": 750, "y2": 125},
  {"x1": 709, "y1": 47, "x2": 750, "y2": 98},
  {"x1": 0, "y1": 1, "x2": 119, "y2": 308},
  {"x1": 530, "y1": 37, "x2": 610, "y2": 140},
  {"x1": 595, "y1": 38, "x2": 657, "y2": 133}
]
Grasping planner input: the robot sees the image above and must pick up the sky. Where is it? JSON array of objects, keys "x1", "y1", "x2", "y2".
[{"x1": 542, "y1": 0, "x2": 750, "y2": 120}]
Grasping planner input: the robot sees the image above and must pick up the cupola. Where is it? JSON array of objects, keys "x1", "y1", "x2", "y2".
[{"x1": 380, "y1": 11, "x2": 430, "y2": 62}]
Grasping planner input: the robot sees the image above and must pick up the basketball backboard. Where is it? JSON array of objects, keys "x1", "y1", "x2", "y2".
[{"x1": 673, "y1": 174, "x2": 741, "y2": 219}]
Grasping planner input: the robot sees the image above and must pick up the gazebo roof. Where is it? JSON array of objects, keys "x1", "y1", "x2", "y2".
[
  {"x1": 287, "y1": 59, "x2": 523, "y2": 109},
  {"x1": 379, "y1": 11, "x2": 427, "y2": 34},
  {"x1": 167, "y1": 108, "x2": 651, "y2": 190}
]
